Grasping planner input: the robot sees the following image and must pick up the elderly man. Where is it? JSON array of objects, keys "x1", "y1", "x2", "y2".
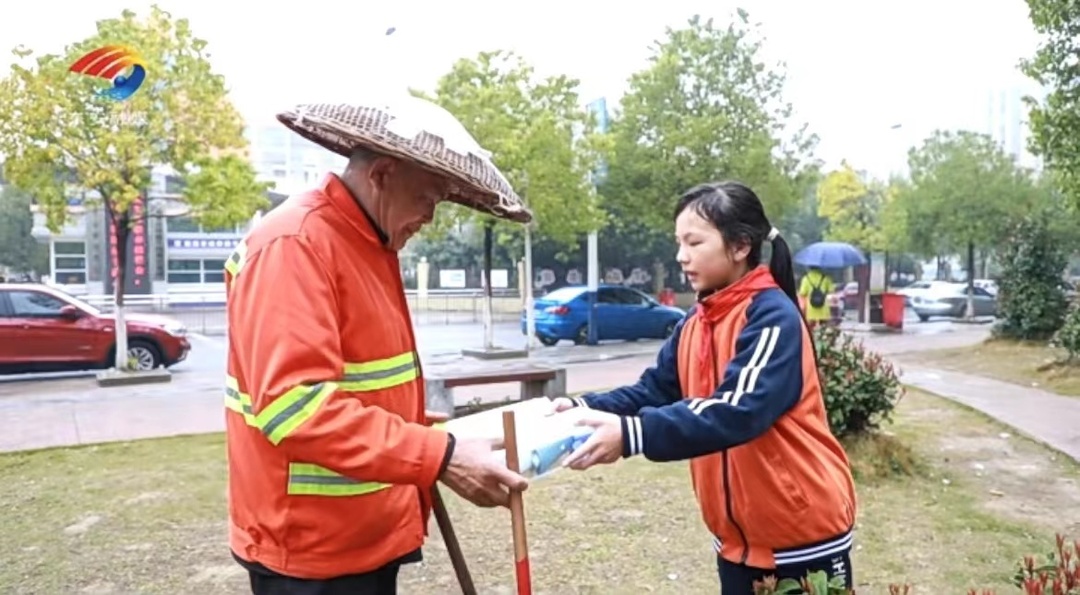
[{"x1": 223, "y1": 98, "x2": 532, "y2": 595}]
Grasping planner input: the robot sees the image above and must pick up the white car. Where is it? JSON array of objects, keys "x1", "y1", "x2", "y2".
[
  {"x1": 973, "y1": 279, "x2": 999, "y2": 296},
  {"x1": 911, "y1": 283, "x2": 998, "y2": 321},
  {"x1": 895, "y1": 280, "x2": 956, "y2": 306}
]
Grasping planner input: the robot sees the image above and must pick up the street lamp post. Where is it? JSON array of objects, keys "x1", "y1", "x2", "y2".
[{"x1": 585, "y1": 98, "x2": 609, "y2": 347}]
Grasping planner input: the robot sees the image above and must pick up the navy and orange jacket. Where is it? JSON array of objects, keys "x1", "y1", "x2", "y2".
[
  {"x1": 571, "y1": 266, "x2": 856, "y2": 569},
  {"x1": 223, "y1": 174, "x2": 450, "y2": 579}
]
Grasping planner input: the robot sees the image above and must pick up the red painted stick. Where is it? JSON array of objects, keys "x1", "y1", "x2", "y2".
[{"x1": 502, "y1": 410, "x2": 532, "y2": 595}]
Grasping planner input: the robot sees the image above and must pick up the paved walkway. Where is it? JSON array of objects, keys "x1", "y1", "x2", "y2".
[
  {"x1": 1, "y1": 323, "x2": 1077, "y2": 464},
  {"x1": 901, "y1": 366, "x2": 1080, "y2": 461}
]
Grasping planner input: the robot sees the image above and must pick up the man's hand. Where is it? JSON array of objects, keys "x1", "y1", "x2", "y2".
[
  {"x1": 439, "y1": 437, "x2": 529, "y2": 508},
  {"x1": 562, "y1": 410, "x2": 625, "y2": 471},
  {"x1": 425, "y1": 410, "x2": 450, "y2": 425},
  {"x1": 546, "y1": 397, "x2": 576, "y2": 416}
]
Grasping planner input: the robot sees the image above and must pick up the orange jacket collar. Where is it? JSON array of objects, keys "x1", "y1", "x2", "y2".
[{"x1": 318, "y1": 173, "x2": 390, "y2": 248}]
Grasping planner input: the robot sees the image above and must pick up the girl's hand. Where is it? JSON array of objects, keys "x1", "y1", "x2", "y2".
[{"x1": 562, "y1": 410, "x2": 625, "y2": 471}]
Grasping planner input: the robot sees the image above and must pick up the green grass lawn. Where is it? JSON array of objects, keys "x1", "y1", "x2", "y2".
[
  {"x1": 2, "y1": 389, "x2": 1077, "y2": 594},
  {"x1": 899, "y1": 338, "x2": 1080, "y2": 397}
]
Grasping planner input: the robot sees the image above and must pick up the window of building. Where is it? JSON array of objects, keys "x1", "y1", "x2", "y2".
[
  {"x1": 167, "y1": 258, "x2": 227, "y2": 284},
  {"x1": 52, "y1": 241, "x2": 87, "y2": 285},
  {"x1": 166, "y1": 216, "x2": 240, "y2": 234},
  {"x1": 167, "y1": 216, "x2": 200, "y2": 233}
]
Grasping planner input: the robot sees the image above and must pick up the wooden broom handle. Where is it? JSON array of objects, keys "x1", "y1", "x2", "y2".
[{"x1": 502, "y1": 410, "x2": 532, "y2": 595}]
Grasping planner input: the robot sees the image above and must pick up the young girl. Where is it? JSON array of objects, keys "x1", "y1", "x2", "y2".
[{"x1": 555, "y1": 181, "x2": 857, "y2": 594}]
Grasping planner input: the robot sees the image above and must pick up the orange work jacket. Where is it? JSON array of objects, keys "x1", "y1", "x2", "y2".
[
  {"x1": 678, "y1": 269, "x2": 856, "y2": 568},
  {"x1": 223, "y1": 173, "x2": 450, "y2": 579}
]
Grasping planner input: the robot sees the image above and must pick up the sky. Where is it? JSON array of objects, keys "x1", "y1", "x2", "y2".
[{"x1": 0, "y1": 0, "x2": 1044, "y2": 179}]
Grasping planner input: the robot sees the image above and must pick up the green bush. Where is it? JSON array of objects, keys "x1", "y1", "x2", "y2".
[
  {"x1": 1051, "y1": 302, "x2": 1080, "y2": 361},
  {"x1": 994, "y1": 212, "x2": 1069, "y2": 341},
  {"x1": 812, "y1": 325, "x2": 904, "y2": 437}
]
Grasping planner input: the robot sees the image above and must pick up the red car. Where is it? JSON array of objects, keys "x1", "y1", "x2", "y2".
[{"x1": 0, "y1": 283, "x2": 191, "y2": 374}]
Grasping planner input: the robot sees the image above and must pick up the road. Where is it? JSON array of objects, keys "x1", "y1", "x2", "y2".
[{"x1": 1, "y1": 308, "x2": 975, "y2": 387}]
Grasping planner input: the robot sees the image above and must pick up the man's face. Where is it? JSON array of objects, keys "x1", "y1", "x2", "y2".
[{"x1": 366, "y1": 157, "x2": 450, "y2": 250}]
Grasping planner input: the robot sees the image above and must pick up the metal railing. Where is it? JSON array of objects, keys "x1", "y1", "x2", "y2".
[{"x1": 71, "y1": 289, "x2": 524, "y2": 335}]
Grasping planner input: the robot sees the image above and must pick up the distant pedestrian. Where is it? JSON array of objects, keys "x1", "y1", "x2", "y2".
[
  {"x1": 552, "y1": 181, "x2": 857, "y2": 594},
  {"x1": 799, "y1": 266, "x2": 835, "y2": 328}
]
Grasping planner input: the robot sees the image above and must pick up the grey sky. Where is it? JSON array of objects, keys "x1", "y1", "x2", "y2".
[{"x1": 1, "y1": 0, "x2": 1042, "y2": 178}]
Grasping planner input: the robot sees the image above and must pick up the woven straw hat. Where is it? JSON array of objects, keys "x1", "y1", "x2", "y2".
[{"x1": 276, "y1": 96, "x2": 532, "y2": 223}]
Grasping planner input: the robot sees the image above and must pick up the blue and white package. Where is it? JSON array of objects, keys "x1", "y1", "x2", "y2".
[
  {"x1": 447, "y1": 400, "x2": 595, "y2": 480},
  {"x1": 527, "y1": 426, "x2": 594, "y2": 477}
]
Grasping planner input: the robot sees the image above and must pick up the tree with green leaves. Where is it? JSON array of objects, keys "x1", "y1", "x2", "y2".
[
  {"x1": 416, "y1": 50, "x2": 604, "y2": 247},
  {"x1": 415, "y1": 50, "x2": 604, "y2": 347},
  {"x1": 0, "y1": 6, "x2": 269, "y2": 371},
  {"x1": 602, "y1": 12, "x2": 818, "y2": 243},
  {"x1": 815, "y1": 162, "x2": 886, "y2": 251},
  {"x1": 0, "y1": 185, "x2": 49, "y2": 277},
  {"x1": 1022, "y1": 0, "x2": 1080, "y2": 208},
  {"x1": 994, "y1": 209, "x2": 1069, "y2": 340},
  {"x1": 896, "y1": 130, "x2": 1040, "y2": 316}
]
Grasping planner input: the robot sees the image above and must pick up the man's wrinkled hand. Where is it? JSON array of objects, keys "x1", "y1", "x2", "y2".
[
  {"x1": 425, "y1": 410, "x2": 450, "y2": 425},
  {"x1": 439, "y1": 437, "x2": 529, "y2": 508}
]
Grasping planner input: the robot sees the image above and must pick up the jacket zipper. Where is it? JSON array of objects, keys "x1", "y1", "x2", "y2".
[
  {"x1": 722, "y1": 450, "x2": 750, "y2": 564},
  {"x1": 714, "y1": 358, "x2": 750, "y2": 564}
]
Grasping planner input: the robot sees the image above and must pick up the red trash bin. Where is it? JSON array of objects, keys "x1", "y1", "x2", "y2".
[
  {"x1": 881, "y1": 292, "x2": 905, "y2": 329},
  {"x1": 658, "y1": 288, "x2": 676, "y2": 306}
]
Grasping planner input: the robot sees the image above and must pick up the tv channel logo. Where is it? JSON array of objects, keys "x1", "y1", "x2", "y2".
[{"x1": 69, "y1": 45, "x2": 147, "y2": 101}]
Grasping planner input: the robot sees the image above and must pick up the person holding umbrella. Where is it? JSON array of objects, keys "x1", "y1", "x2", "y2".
[
  {"x1": 794, "y1": 241, "x2": 867, "y2": 328},
  {"x1": 223, "y1": 95, "x2": 531, "y2": 594}
]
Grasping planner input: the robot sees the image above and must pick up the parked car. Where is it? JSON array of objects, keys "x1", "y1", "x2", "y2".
[
  {"x1": 0, "y1": 283, "x2": 191, "y2": 374},
  {"x1": 827, "y1": 281, "x2": 860, "y2": 310},
  {"x1": 973, "y1": 278, "x2": 999, "y2": 296},
  {"x1": 910, "y1": 283, "x2": 997, "y2": 322},
  {"x1": 521, "y1": 285, "x2": 685, "y2": 346},
  {"x1": 896, "y1": 280, "x2": 956, "y2": 306}
]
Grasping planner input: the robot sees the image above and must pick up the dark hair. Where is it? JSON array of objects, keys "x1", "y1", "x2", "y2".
[{"x1": 673, "y1": 181, "x2": 800, "y2": 308}]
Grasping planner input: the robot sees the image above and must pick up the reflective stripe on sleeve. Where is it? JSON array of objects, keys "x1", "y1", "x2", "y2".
[
  {"x1": 224, "y1": 240, "x2": 248, "y2": 277},
  {"x1": 340, "y1": 352, "x2": 419, "y2": 392},
  {"x1": 224, "y1": 375, "x2": 337, "y2": 445},
  {"x1": 286, "y1": 463, "x2": 391, "y2": 497},
  {"x1": 223, "y1": 351, "x2": 419, "y2": 444}
]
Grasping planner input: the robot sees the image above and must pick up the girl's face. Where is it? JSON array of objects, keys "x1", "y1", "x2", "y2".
[{"x1": 675, "y1": 208, "x2": 750, "y2": 292}]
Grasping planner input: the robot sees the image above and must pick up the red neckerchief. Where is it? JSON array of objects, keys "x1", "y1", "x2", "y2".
[{"x1": 694, "y1": 266, "x2": 778, "y2": 389}]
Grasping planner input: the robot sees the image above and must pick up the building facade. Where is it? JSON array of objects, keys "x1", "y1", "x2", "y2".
[
  {"x1": 245, "y1": 119, "x2": 346, "y2": 196},
  {"x1": 30, "y1": 168, "x2": 285, "y2": 300},
  {"x1": 983, "y1": 83, "x2": 1045, "y2": 171}
]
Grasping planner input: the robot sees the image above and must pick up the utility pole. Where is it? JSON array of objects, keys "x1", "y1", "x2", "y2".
[{"x1": 585, "y1": 98, "x2": 609, "y2": 346}]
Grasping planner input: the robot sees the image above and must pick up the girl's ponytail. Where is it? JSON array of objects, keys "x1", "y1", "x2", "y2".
[{"x1": 766, "y1": 227, "x2": 800, "y2": 309}]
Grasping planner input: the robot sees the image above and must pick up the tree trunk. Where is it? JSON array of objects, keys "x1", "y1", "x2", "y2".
[
  {"x1": 965, "y1": 241, "x2": 976, "y2": 319},
  {"x1": 482, "y1": 220, "x2": 494, "y2": 350},
  {"x1": 111, "y1": 205, "x2": 131, "y2": 371},
  {"x1": 652, "y1": 259, "x2": 666, "y2": 295}
]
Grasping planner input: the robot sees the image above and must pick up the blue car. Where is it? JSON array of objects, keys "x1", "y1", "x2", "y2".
[{"x1": 521, "y1": 285, "x2": 686, "y2": 346}]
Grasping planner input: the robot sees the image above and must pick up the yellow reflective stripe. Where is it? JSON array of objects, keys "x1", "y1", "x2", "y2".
[
  {"x1": 287, "y1": 463, "x2": 391, "y2": 497},
  {"x1": 256, "y1": 382, "x2": 337, "y2": 445},
  {"x1": 223, "y1": 375, "x2": 337, "y2": 446},
  {"x1": 341, "y1": 352, "x2": 419, "y2": 392},
  {"x1": 224, "y1": 240, "x2": 248, "y2": 277}
]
